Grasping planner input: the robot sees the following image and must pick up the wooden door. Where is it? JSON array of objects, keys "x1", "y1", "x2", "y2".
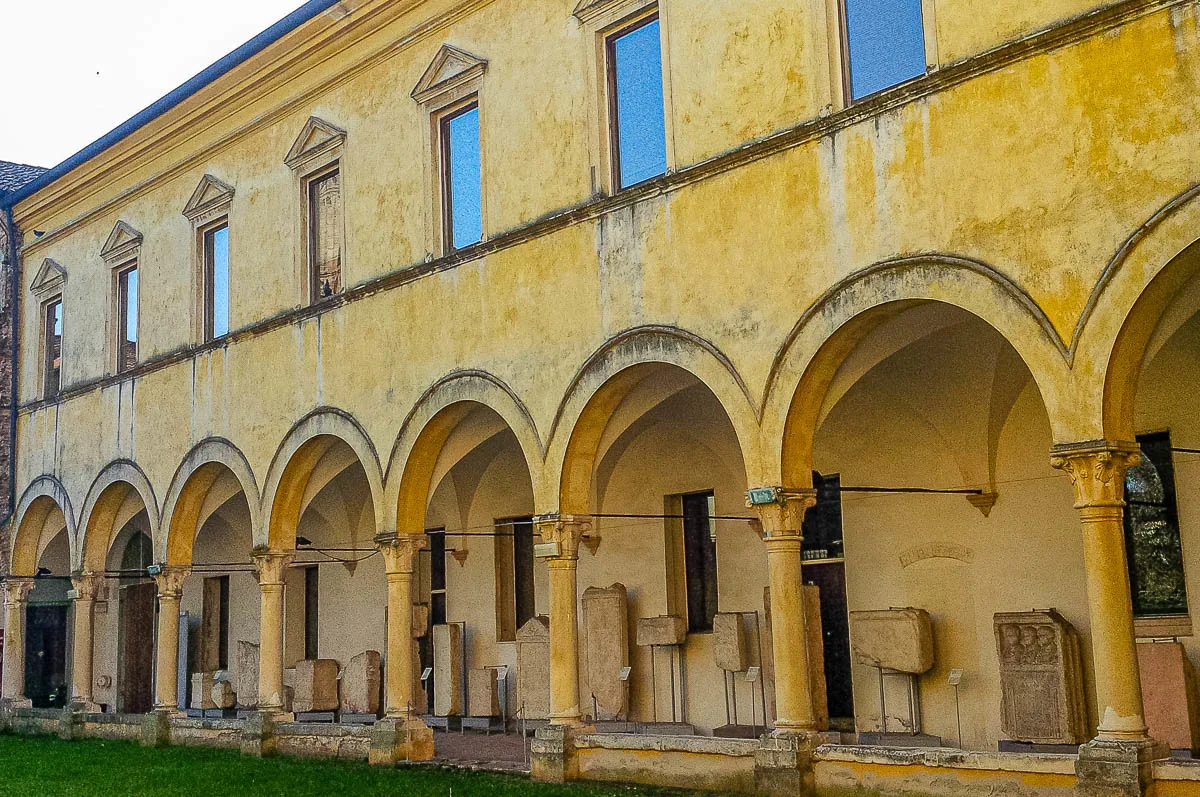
[{"x1": 118, "y1": 582, "x2": 157, "y2": 714}]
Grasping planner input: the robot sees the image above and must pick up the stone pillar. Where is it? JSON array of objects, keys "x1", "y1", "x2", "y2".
[
  {"x1": 1051, "y1": 441, "x2": 1168, "y2": 796},
  {"x1": 152, "y1": 566, "x2": 189, "y2": 713},
  {"x1": 68, "y1": 572, "x2": 102, "y2": 711},
  {"x1": 370, "y1": 532, "x2": 434, "y2": 765},
  {"x1": 251, "y1": 549, "x2": 294, "y2": 717},
  {"x1": 2, "y1": 579, "x2": 35, "y2": 707}
]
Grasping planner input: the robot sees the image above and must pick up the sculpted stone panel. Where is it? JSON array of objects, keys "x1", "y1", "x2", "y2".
[
  {"x1": 342, "y1": 651, "x2": 381, "y2": 715},
  {"x1": 516, "y1": 616, "x2": 550, "y2": 720},
  {"x1": 583, "y1": 584, "x2": 629, "y2": 720},
  {"x1": 469, "y1": 668, "x2": 501, "y2": 717},
  {"x1": 433, "y1": 623, "x2": 464, "y2": 716},
  {"x1": 850, "y1": 608, "x2": 934, "y2": 675},
  {"x1": 994, "y1": 610, "x2": 1087, "y2": 745},
  {"x1": 236, "y1": 641, "x2": 259, "y2": 708},
  {"x1": 713, "y1": 613, "x2": 749, "y2": 672},
  {"x1": 636, "y1": 615, "x2": 687, "y2": 647},
  {"x1": 293, "y1": 659, "x2": 340, "y2": 713}
]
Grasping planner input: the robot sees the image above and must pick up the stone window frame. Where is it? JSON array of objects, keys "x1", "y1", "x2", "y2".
[
  {"x1": 30, "y1": 258, "x2": 67, "y2": 399},
  {"x1": 182, "y1": 174, "x2": 235, "y2": 343},
  {"x1": 285, "y1": 116, "x2": 348, "y2": 306},
  {"x1": 411, "y1": 44, "x2": 489, "y2": 258},
  {"x1": 826, "y1": 0, "x2": 940, "y2": 111},
  {"x1": 574, "y1": 0, "x2": 676, "y2": 197},
  {"x1": 100, "y1": 221, "x2": 143, "y2": 377}
]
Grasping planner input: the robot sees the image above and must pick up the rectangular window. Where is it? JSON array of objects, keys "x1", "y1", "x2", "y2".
[
  {"x1": 307, "y1": 169, "x2": 343, "y2": 301},
  {"x1": 429, "y1": 529, "x2": 447, "y2": 626},
  {"x1": 440, "y1": 103, "x2": 483, "y2": 252},
  {"x1": 304, "y1": 565, "x2": 319, "y2": 660},
  {"x1": 607, "y1": 14, "x2": 667, "y2": 190},
  {"x1": 116, "y1": 265, "x2": 138, "y2": 373},
  {"x1": 682, "y1": 491, "x2": 718, "y2": 633},
  {"x1": 203, "y1": 222, "x2": 231, "y2": 340},
  {"x1": 1125, "y1": 432, "x2": 1188, "y2": 617},
  {"x1": 495, "y1": 516, "x2": 535, "y2": 641},
  {"x1": 43, "y1": 298, "x2": 62, "y2": 397},
  {"x1": 802, "y1": 472, "x2": 844, "y2": 560},
  {"x1": 841, "y1": 0, "x2": 926, "y2": 101}
]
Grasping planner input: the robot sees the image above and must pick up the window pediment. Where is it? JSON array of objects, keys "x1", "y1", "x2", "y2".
[
  {"x1": 285, "y1": 116, "x2": 347, "y2": 172},
  {"x1": 100, "y1": 220, "x2": 143, "y2": 265},
  {"x1": 30, "y1": 257, "x2": 67, "y2": 298},
  {"x1": 183, "y1": 174, "x2": 235, "y2": 225},
  {"x1": 573, "y1": 0, "x2": 651, "y2": 25},
  {"x1": 411, "y1": 44, "x2": 487, "y2": 107}
]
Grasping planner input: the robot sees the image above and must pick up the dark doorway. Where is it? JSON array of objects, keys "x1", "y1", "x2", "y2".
[
  {"x1": 118, "y1": 581, "x2": 156, "y2": 714},
  {"x1": 803, "y1": 560, "x2": 854, "y2": 724},
  {"x1": 25, "y1": 603, "x2": 68, "y2": 708}
]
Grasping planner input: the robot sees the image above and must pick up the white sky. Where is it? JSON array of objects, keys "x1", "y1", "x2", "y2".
[{"x1": 2, "y1": 1, "x2": 308, "y2": 169}]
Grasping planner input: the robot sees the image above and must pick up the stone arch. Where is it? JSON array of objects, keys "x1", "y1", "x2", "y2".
[
  {"x1": 11, "y1": 476, "x2": 76, "y2": 577},
  {"x1": 76, "y1": 460, "x2": 159, "y2": 573},
  {"x1": 259, "y1": 407, "x2": 384, "y2": 551},
  {"x1": 159, "y1": 438, "x2": 261, "y2": 566},
  {"x1": 547, "y1": 325, "x2": 762, "y2": 515},
  {"x1": 1071, "y1": 185, "x2": 1200, "y2": 442},
  {"x1": 385, "y1": 370, "x2": 547, "y2": 533},
  {"x1": 761, "y1": 256, "x2": 1070, "y2": 487}
]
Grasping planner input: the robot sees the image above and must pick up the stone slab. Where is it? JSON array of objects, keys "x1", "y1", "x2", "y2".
[
  {"x1": 636, "y1": 615, "x2": 687, "y2": 647},
  {"x1": 994, "y1": 610, "x2": 1088, "y2": 745},
  {"x1": 468, "y1": 668, "x2": 500, "y2": 718},
  {"x1": 1138, "y1": 640, "x2": 1200, "y2": 752},
  {"x1": 190, "y1": 673, "x2": 217, "y2": 711},
  {"x1": 341, "y1": 651, "x2": 381, "y2": 715},
  {"x1": 212, "y1": 680, "x2": 236, "y2": 710},
  {"x1": 516, "y1": 616, "x2": 550, "y2": 720},
  {"x1": 713, "y1": 612, "x2": 748, "y2": 672},
  {"x1": 583, "y1": 584, "x2": 629, "y2": 720},
  {"x1": 850, "y1": 608, "x2": 934, "y2": 674},
  {"x1": 433, "y1": 623, "x2": 464, "y2": 716},
  {"x1": 412, "y1": 603, "x2": 430, "y2": 639},
  {"x1": 294, "y1": 711, "x2": 336, "y2": 723},
  {"x1": 236, "y1": 641, "x2": 259, "y2": 708},
  {"x1": 293, "y1": 660, "x2": 340, "y2": 714}
]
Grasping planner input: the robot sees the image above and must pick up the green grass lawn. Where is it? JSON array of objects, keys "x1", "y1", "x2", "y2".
[{"x1": 0, "y1": 733, "x2": 709, "y2": 796}]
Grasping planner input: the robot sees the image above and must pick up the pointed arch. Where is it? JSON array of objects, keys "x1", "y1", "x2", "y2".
[
  {"x1": 76, "y1": 460, "x2": 159, "y2": 573},
  {"x1": 159, "y1": 438, "x2": 261, "y2": 566},
  {"x1": 546, "y1": 325, "x2": 763, "y2": 514},
  {"x1": 761, "y1": 255, "x2": 1070, "y2": 487},
  {"x1": 11, "y1": 476, "x2": 76, "y2": 577},
  {"x1": 259, "y1": 407, "x2": 384, "y2": 550}
]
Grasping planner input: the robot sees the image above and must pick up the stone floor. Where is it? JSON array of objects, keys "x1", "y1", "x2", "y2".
[{"x1": 431, "y1": 728, "x2": 531, "y2": 772}]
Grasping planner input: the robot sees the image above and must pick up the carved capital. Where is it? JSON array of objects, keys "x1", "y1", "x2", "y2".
[
  {"x1": 3, "y1": 578, "x2": 35, "y2": 607},
  {"x1": 251, "y1": 550, "x2": 295, "y2": 586},
  {"x1": 534, "y1": 514, "x2": 590, "y2": 560},
  {"x1": 1050, "y1": 441, "x2": 1141, "y2": 509},
  {"x1": 69, "y1": 572, "x2": 103, "y2": 601},
  {"x1": 748, "y1": 489, "x2": 817, "y2": 540},
  {"x1": 152, "y1": 566, "x2": 190, "y2": 601},
  {"x1": 375, "y1": 533, "x2": 426, "y2": 575}
]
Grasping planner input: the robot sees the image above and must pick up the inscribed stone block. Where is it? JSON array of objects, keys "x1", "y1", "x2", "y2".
[
  {"x1": 293, "y1": 659, "x2": 340, "y2": 713},
  {"x1": 583, "y1": 584, "x2": 629, "y2": 720},
  {"x1": 1137, "y1": 640, "x2": 1200, "y2": 751},
  {"x1": 342, "y1": 651, "x2": 381, "y2": 715},
  {"x1": 412, "y1": 603, "x2": 430, "y2": 639},
  {"x1": 713, "y1": 613, "x2": 748, "y2": 672},
  {"x1": 236, "y1": 641, "x2": 259, "y2": 707},
  {"x1": 994, "y1": 610, "x2": 1087, "y2": 745},
  {"x1": 516, "y1": 616, "x2": 550, "y2": 720},
  {"x1": 433, "y1": 623, "x2": 464, "y2": 716},
  {"x1": 635, "y1": 615, "x2": 687, "y2": 647},
  {"x1": 850, "y1": 608, "x2": 934, "y2": 674},
  {"x1": 190, "y1": 672, "x2": 217, "y2": 710},
  {"x1": 469, "y1": 669, "x2": 501, "y2": 717}
]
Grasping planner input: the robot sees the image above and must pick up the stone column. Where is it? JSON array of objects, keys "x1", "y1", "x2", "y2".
[
  {"x1": 536, "y1": 514, "x2": 588, "y2": 727},
  {"x1": 252, "y1": 549, "x2": 294, "y2": 716},
  {"x1": 152, "y1": 566, "x2": 189, "y2": 713},
  {"x1": 68, "y1": 572, "x2": 102, "y2": 711},
  {"x1": 2, "y1": 579, "x2": 35, "y2": 707},
  {"x1": 369, "y1": 532, "x2": 434, "y2": 765},
  {"x1": 1051, "y1": 441, "x2": 1167, "y2": 795},
  {"x1": 751, "y1": 489, "x2": 819, "y2": 735}
]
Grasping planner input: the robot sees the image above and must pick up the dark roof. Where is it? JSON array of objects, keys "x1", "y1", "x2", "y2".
[
  {"x1": 2, "y1": 0, "x2": 342, "y2": 209},
  {"x1": 0, "y1": 161, "x2": 48, "y2": 193}
]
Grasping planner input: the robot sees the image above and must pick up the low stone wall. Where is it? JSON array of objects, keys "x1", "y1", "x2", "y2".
[
  {"x1": 275, "y1": 722, "x2": 371, "y2": 761},
  {"x1": 170, "y1": 718, "x2": 243, "y2": 750},
  {"x1": 4, "y1": 707, "x2": 61, "y2": 736},
  {"x1": 1152, "y1": 759, "x2": 1200, "y2": 797},
  {"x1": 574, "y1": 733, "x2": 758, "y2": 794},
  {"x1": 77, "y1": 713, "x2": 143, "y2": 742}
]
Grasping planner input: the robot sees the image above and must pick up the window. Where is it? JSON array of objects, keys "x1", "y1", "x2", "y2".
[
  {"x1": 802, "y1": 472, "x2": 844, "y2": 560},
  {"x1": 429, "y1": 529, "x2": 447, "y2": 626},
  {"x1": 1124, "y1": 432, "x2": 1188, "y2": 617},
  {"x1": 682, "y1": 492, "x2": 718, "y2": 633},
  {"x1": 607, "y1": 14, "x2": 667, "y2": 189},
  {"x1": 304, "y1": 565, "x2": 319, "y2": 660},
  {"x1": 200, "y1": 576, "x2": 230, "y2": 670},
  {"x1": 841, "y1": 0, "x2": 927, "y2": 101},
  {"x1": 440, "y1": 102, "x2": 483, "y2": 252},
  {"x1": 42, "y1": 298, "x2": 62, "y2": 397},
  {"x1": 116, "y1": 265, "x2": 138, "y2": 373},
  {"x1": 307, "y1": 169, "x2": 343, "y2": 301},
  {"x1": 495, "y1": 516, "x2": 535, "y2": 641},
  {"x1": 203, "y1": 223, "x2": 230, "y2": 340}
]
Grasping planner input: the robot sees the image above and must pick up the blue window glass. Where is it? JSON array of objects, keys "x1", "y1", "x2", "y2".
[
  {"x1": 118, "y1": 266, "x2": 138, "y2": 373},
  {"x1": 610, "y1": 17, "x2": 667, "y2": 189},
  {"x1": 844, "y1": 0, "x2": 926, "y2": 100},
  {"x1": 206, "y1": 224, "x2": 230, "y2": 339},
  {"x1": 443, "y1": 104, "x2": 483, "y2": 251}
]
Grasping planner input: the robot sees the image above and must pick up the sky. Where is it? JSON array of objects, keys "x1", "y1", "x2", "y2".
[{"x1": 2, "y1": 1, "x2": 309, "y2": 169}]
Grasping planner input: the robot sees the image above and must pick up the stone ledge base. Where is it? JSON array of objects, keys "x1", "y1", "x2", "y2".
[
  {"x1": 1075, "y1": 738, "x2": 1170, "y2": 797},
  {"x1": 369, "y1": 716, "x2": 434, "y2": 765}
]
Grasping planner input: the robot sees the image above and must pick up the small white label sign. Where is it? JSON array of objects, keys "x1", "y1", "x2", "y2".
[
  {"x1": 948, "y1": 668, "x2": 963, "y2": 686},
  {"x1": 420, "y1": 667, "x2": 433, "y2": 681},
  {"x1": 745, "y1": 666, "x2": 761, "y2": 683},
  {"x1": 619, "y1": 667, "x2": 632, "y2": 681}
]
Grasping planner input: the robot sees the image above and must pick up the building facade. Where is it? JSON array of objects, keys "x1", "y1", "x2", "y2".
[{"x1": 2, "y1": 0, "x2": 1200, "y2": 794}]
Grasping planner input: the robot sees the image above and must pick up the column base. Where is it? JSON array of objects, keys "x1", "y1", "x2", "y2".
[
  {"x1": 754, "y1": 730, "x2": 821, "y2": 797},
  {"x1": 58, "y1": 705, "x2": 98, "y2": 740},
  {"x1": 369, "y1": 715, "x2": 435, "y2": 765},
  {"x1": 531, "y1": 724, "x2": 593, "y2": 784},
  {"x1": 1075, "y1": 737, "x2": 1169, "y2": 797},
  {"x1": 140, "y1": 710, "x2": 176, "y2": 748},
  {"x1": 240, "y1": 710, "x2": 291, "y2": 757}
]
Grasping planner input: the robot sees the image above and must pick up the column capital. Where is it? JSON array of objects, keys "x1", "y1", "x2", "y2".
[
  {"x1": 251, "y1": 549, "x2": 295, "y2": 586},
  {"x1": 151, "y1": 565, "x2": 190, "y2": 600},
  {"x1": 533, "y1": 514, "x2": 590, "y2": 560},
  {"x1": 374, "y1": 532, "x2": 426, "y2": 574},
  {"x1": 69, "y1": 571, "x2": 103, "y2": 600},
  {"x1": 3, "y1": 578, "x2": 35, "y2": 606},
  {"x1": 1050, "y1": 440, "x2": 1141, "y2": 509},
  {"x1": 747, "y1": 488, "x2": 817, "y2": 540}
]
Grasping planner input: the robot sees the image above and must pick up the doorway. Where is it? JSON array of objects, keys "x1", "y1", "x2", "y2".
[
  {"x1": 25, "y1": 603, "x2": 69, "y2": 708},
  {"x1": 118, "y1": 581, "x2": 156, "y2": 713}
]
